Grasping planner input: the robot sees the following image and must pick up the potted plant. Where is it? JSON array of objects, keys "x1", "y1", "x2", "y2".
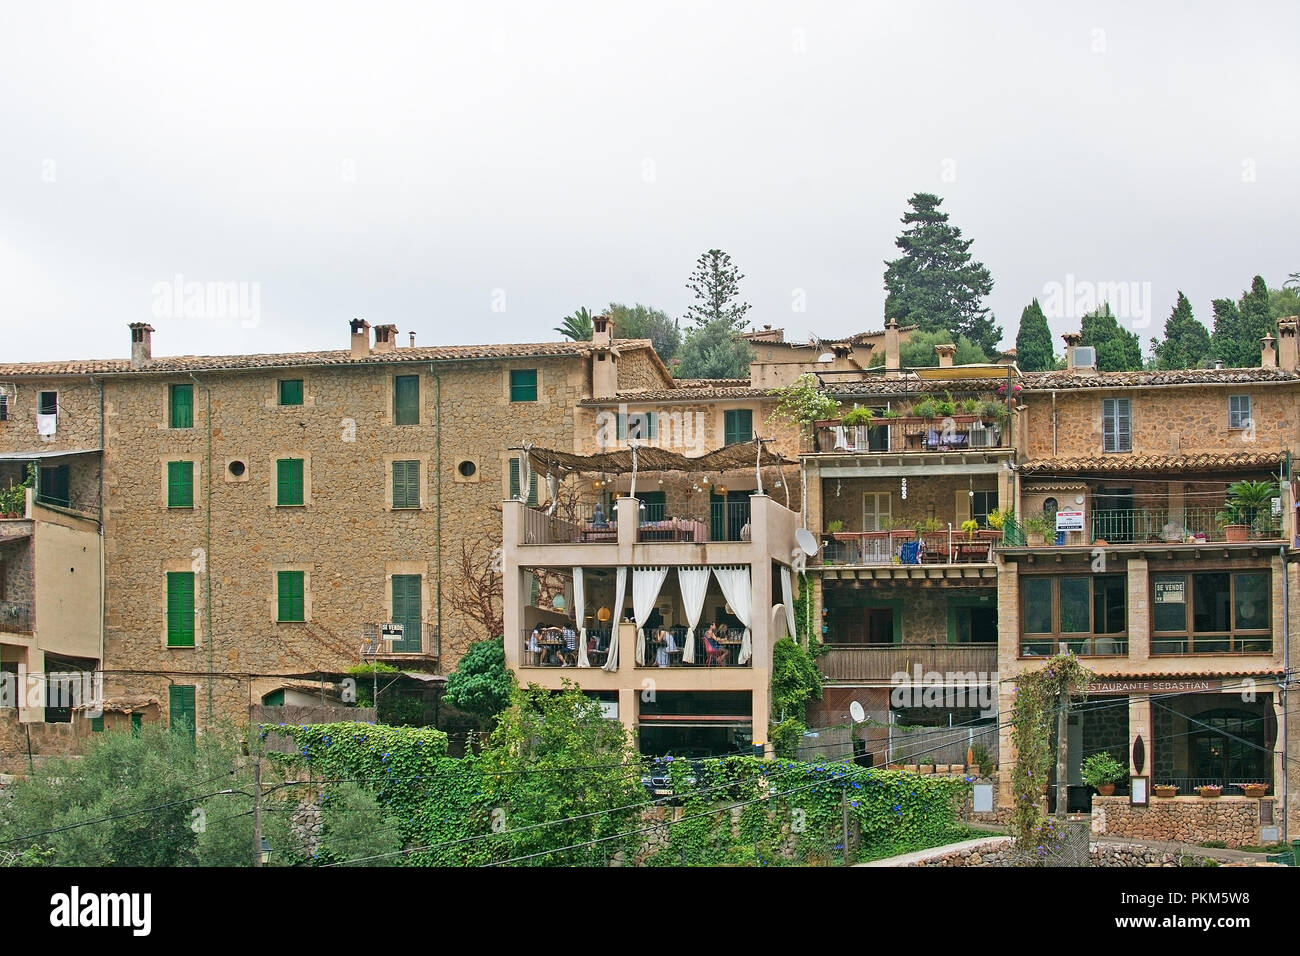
[
  {"x1": 1240, "y1": 783, "x2": 1269, "y2": 797},
  {"x1": 971, "y1": 743, "x2": 994, "y2": 777},
  {"x1": 840, "y1": 406, "x2": 874, "y2": 427},
  {"x1": 1197, "y1": 784, "x2": 1223, "y2": 799},
  {"x1": 960, "y1": 397, "x2": 980, "y2": 415},
  {"x1": 980, "y1": 507, "x2": 1007, "y2": 542},
  {"x1": 911, "y1": 398, "x2": 940, "y2": 420},
  {"x1": 880, "y1": 408, "x2": 901, "y2": 420},
  {"x1": 979, "y1": 400, "x2": 1009, "y2": 424},
  {"x1": 1153, "y1": 784, "x2": 1179, "y2": 798},
  {"x1": 825, "y1": 519, "x2": 844, "y2": 534},
  {"x1": 1023, "y1": 514, "x2": 1052, "y2": 546},
  {"x1": 1081, "y1": 752, "x2": 1126, "y2": 797},
  {"x1": 1217, "y1": 479, "x2": 1278, "y2": 541},
  {"x1": 935, "y1": 392, "x2": 957, "y2": 418},
  {"x1": 961, "y1": 519, "x2": 979, "y2": 542}
]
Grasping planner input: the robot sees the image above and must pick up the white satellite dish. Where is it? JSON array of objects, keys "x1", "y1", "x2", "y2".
[
  {"x1": 849, "y1": 700, "x2": 865, "y2": 723},
  {"x1": 817, "y1": 352, "x2": 836, "y2": 363},
  {"x1": 795, "y1": 528, "x2": 820, "y2": 556}
]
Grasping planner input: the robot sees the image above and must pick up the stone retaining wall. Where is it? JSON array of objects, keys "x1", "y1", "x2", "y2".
[
  {"x1": 907, "y1": 838, "x2": 1226, "y2": 867},
  {"x1": 1090, "y1": 795, "x2": 1273, "y2": 849}
]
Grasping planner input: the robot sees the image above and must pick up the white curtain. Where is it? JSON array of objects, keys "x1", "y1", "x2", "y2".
[
  {"x1": 602, "y1": 567, "x2": 627, "y2": 672},
  {"x1": 713, "y1": 566, "x2": 753, "y2": 665},
  {"x1": 677, "y1": 567, "x2": 710, "y2": 665},
  {"x1": 633, "y1": 566, "x2": 670, "y2": 667},
  {"x1": 574, "y1": 567, "x2": 589, "y2": 667},
  {"x1": 780, "y1": 566, "x2": 798, "y2": 647}
]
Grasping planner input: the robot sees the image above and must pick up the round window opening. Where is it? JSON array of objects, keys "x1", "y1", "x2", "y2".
[
  {"x1": 228, "y1": 460, "x2": 247, "y2": 477},
  {"x1": 458, "y1": 460, "x2": 477, "y2": 478}
]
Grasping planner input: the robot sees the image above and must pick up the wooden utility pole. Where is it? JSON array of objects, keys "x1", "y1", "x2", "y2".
[
  {"x1": 1055, "y1": 642, "x2": 1070, "y2": 819},
  {"x1": 252, "y1": 753, "x2": 263, "y2": 867}
]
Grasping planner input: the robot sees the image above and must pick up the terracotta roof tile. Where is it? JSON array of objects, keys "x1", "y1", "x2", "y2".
[
  {"x1": 1023, "y1": 366, "x2": 1300, "y2": 389},
  {"x1": 1020, "y1": 452, "x2": 1285, "y2": 476},
  {"x1": 1089, "y1": 669, "x2": 1283, "y2": 679},
  {"x1": 581, "y1": 385, "x2": 770, "y2": 405}
]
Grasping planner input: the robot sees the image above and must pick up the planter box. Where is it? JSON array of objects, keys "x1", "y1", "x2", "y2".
[{"x1": 1223, "y1": 525, "x2": 1248, "y2": 543}]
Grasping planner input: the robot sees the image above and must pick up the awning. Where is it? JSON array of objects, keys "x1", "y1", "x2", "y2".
[
  {"x1": 0, "y1": 448, "x2": 101, "y2": 461},
  {"x1": 518, "y1": 438, "x2": 792, "y2": 478}
]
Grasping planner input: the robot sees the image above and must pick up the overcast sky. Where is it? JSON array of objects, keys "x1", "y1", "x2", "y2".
[{"x1": 1, "y1": 1, "x2": 1296, "y2": 364}]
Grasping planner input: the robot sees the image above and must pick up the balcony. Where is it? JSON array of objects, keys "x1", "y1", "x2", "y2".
[
  {"x1": 1089, "y1": 508, "x2": 1281, "y2": 545},
  {"x1": 818, "y1": 643, "x2": 997, "y2": 682},
  {"x1": 0, "y1": 601, "x2": 32, "y2": 635},
  {"x1": 820, "y1": 530, "x2": 997, "y2": 567},
  {"x1": 809, "y1": 416, "x2": 1009, "y2": 456}
]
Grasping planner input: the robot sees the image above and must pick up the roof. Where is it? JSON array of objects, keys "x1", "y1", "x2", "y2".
[
  {"x1": 820, "y1": 376, "x2": 1013, "y2": 397},
  {"x1": 581, "y1": 385, "x2": 771, "y2": 405},
  {"x1": 1020, "y1": 451, "x2": 1286, "y2": 477},
  {"x1": 519, "y1": 438, "x2": 793, "y2": 476},
  {"x1": 0, "y1": 448, "x2": 101, "y2": 461},
  {"x1": 1023, "y1": 366, "x2": 1300, "y2": 390},
  {"x1": 1089, "y1": 669, "x2": 1284, "y2": 680},
  {"x1": 0, "y1": 339, "x2": 650, "y2": 378},
  {"x1": 673, "y1": 378, "x2": 752, "y2": 389},
  {"x1": 74, "y1": 695, "x2": 159, "y2": 713}
]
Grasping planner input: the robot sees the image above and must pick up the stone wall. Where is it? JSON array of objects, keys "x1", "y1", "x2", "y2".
[
  {"x1": 0, "y1": 535, "x2": 34, "y2": 613},
  {"x1": 1090, "y1": 795, "x2": 1272, "y2": 848},
  {"x1": 820, "y1": 475, "x2": 999, "y2": 533},
  {"x1": 0, "y1": 378, "x2": 103, "y2": 456},
  {"x1": 905, "y1": 838, "x2": 1232, "y2": 867},
  {"x1": 614, "y1": 345, "x2": 671, "y2": 393}
]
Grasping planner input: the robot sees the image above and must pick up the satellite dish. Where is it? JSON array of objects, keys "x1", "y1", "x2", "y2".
[
  {"x1": 795, "y1": 528, "x2": 820, "y2": 556},
  {"x1": 817, "y1": 352, "x2": 836, "y2": 363},
  {"x1": 849, "y1": 701, "x2": 865, "y2": 723}
]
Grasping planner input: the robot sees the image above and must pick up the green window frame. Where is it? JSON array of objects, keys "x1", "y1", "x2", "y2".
[
  {"x1": 279, "y1": 379, "x2": 304, "y2": 406},
  {"x1": 90, "y1": 715, "x2": 104, "y2": 732},
  {"x1": 166, "y1": 571, "x2": 195, "y2": 647},
  {"x1": 393, "y1": 460, "x2": 420, "y2": 509},
  {"x1": 277, "y1": 570, "x2": 305, "y2": 622},
  {"x1": 170, "y1": 384, "x2": 193, "y2": 429},
  {"x1": 276, "y1": 458, "x2": 304, "y2": 506},
  {"x1": 508, "y1": 458, "x2": 539, "y2": 505},
  {"x1": 394, "y1": 375, "x2": 420, "y2": 425},
  {"x1": 391, "y1": 574, "x2": 423, "y2": 653},
  {"x1": 509, "y1": 369, "x2": 538, "y2": 403},
  {"x1": 167, "y1": 460, "x2": 194, "y2": 508},
  {"x1": 724, "y1": 409, "x2": 753, "y2": 446},
  {"x1": 169, "y1": 685, "x2": 196, "y2": 740}
]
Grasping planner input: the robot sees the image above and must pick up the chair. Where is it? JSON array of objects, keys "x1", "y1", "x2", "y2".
[{"x1": 704, "y1": 636, "x2": 728, "y2": 667}]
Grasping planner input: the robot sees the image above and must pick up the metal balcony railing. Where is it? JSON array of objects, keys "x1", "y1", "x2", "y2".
[
  {"x1": 0, "y1": 601, "x2": 32, "y2": 634},
  {"x1": 810, "y1": 416, "x2": 1009, "y2": 455}
]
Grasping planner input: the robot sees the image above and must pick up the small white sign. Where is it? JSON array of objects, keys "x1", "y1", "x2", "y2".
[
  {"x1": 973, "y1": 784, "x2": 994, "y2": 813},
  {"x1": 1055, "y1": 510, "x2": 1084, "y2": 531}
]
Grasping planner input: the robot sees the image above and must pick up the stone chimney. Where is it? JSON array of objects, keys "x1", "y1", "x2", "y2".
[
  {"x1": 934, "y1": 343, "x2": 956, "y2": 368},
  {"x1": 350, "y1": 319, "x2": 371, "y2": 359},
  {"x1": 129, "y1": 323, "x2": 154, "y2": 369},
  {"x1": 884, "y1": 318, "x2": 901, "y2": 377},
  {"x1": 592, "y1": 312, "x2": 615, "y2": 347},
  {"x1": 591, "y1": 317, "x2": 618, "y2": 399},
  {"x1": 1062, "y1": 332, "x2": 1083, "y2": 370},
  {"x1": 409, "y1": 331, "x2": 417, "y2": 348},
  {"x1": 1261, "y1": 334, "x2": 1277, "y2": 368},
  {"x1": 373, "y1": 324, "x2": 399, "y2": 354},
  {"x1": 1278, "y1": 316, "x2": 1299, "y2": 371}
]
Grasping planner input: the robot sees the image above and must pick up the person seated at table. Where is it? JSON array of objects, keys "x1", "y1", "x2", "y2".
[
  {"x1": 703, "y1": 623, "x2": 728, "y2": 667},
  {"x1": 655, "y1": 628, "x2": 677, "y2": 668},
  {"x1": 528, "y1": 623, "x2": 545, "y2": 666},
  {"x1": 561, "y1": 622, "x2": 578, "y2": 666}
]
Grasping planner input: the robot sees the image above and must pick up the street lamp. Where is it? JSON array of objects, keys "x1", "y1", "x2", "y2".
[{"x1": 259, "y1": 837, "x2": 272, "y2": 866}]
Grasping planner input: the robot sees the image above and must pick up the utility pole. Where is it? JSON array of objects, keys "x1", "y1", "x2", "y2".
[
  {"x1": 841, "y1": 786, "x2": 851, "y2": 865},
  {"x1": 252, "y1": 752, "x2": 263, "y2": 868},
  {"x1": 1055, "y1": 642, "x2": 1070, "y2": 820}
]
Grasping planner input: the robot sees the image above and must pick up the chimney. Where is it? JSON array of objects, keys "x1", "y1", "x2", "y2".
[
  {"x1": 884, "y1": 318, "x2": 900, "y2": 377},
  {"x1": 1261, "y1": 333, "x2": 1277, "y2": 368},
  {"x1": 1062, "y1": 332, "x2": 1082, "y2": 370},
  {"x1": 934, "y1": 343, "x2": 956, "y2": 368},
  {"x1": 1277, "y1": 316, "x2": 1299, "y2": 371},
  {"x1": 350, "y1": 319, "x2": 371, "y2": 359},
  {"x1": 409, "y1": 331, "x2": 417, "y2": 348},
  {"x1": 592, "y1": 313, "x2": 615, "y2": 347},
  {"x1": 373, "y1": 324, "x2": 398, "y2": 354},
  {"x1": 129, "y1": 323, "x2": 154, "y2": 369}
]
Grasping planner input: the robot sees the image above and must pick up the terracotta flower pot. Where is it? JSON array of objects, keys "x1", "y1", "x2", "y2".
[
  {"x1": 1154, "y1": 786, "x2": 1179, "y2": 798},
  {"x1": 1241, "y1": 784, "x2": 1269, "y2": 798},
  {"x1": 1197, "y1": 786, "x2": 1222, "y2": 799},
  {"x1": 1223, "y1": 525, "x2": 1248, "y2": 543},
  {"x1": 1096, "y1": 783, "x2": 1116, "y2": 797}
]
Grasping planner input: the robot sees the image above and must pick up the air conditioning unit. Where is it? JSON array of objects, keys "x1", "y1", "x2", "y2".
[
  {"x1": 1072, "y1": 346, "x2": 1097, "y2": 369},
  {"x1": 968, "y1": 425, "x2": 996, "y2": 448}
]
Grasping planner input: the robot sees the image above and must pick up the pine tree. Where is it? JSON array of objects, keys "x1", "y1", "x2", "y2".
[
  {"x1": 1080, "y1": 304, "x2": 1143, "y2": 371},
  {"x1": 1014, "y1": 299, "x2": 1055, "y2": 371},
  {"x1": 1152, "y1": 292, "x2": 1211, "y2": 369},
  {"x1": 883, "y1": 192, "x2": 1001, "y2": 355},
  {"x1": 683, "y1": 249, "x2": 751, "y2": 329}
]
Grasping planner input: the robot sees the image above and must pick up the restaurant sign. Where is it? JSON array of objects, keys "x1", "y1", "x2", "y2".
[{"x1": 1091, "y1": 678, "x2": 1222, "y2": 695}]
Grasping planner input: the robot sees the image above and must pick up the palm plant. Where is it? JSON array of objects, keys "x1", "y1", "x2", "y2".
[
  {"x1": 555, "y1": 307, "x2": 594, "y2": 342},
  {"x1": 1218, "y1": 479, "x2": 1278, "y2": 530}
]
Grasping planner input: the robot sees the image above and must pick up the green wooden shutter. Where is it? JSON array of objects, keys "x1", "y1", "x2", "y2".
[
  {"x1": 509, "y1": 369, "x2": 538, "y2": 402},
  {"x1": 169, "y1": 685, "x2": 196, "y2": 740},
  {"x1": 393, "y1": 460, "x2": 420, "y2": 508},
  {"x1": 166, "y1": 571, "x2": 195, "y2": 647},
  {"x1": 90, "y1": 715, "x2": 104, "y2": 732},
  {"x1": 277, "y1": 570, "x2": 305, "y2": 621},
  {"x1": 528, "y1": 572, "x2": 540, "y2": 606},
  {"x1": 508, "y1": 458, "x2": 537, "y2": 505},
  {"x1": 391, "y1": 574, "x2": 422, "y2": 652},
  {"x1": 394, "y1": 375, "x2": 420, "y2": 424},
  {"x1": 279, "y1": 379, "x2": 304, "y2": 406},
  {"x1": 724, "y1": 409, "x2": 752, "y2": 445},
  {"x1": 170, "y1": 384, "x2": 193, "y2": 428},
  {"x1": 167, "y1": 460, "x2": 194, "y2": 508},
  {"x1": 130, "y1": 713, "x2": 142, "y2": 735},
  {"x1": 277, "y1": 458, "x2": 304, "y2": 505}
]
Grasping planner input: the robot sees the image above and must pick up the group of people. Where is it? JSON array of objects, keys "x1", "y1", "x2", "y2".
[
  {"x1": 528, "y1": 621, "x2": 610, "y2": 666},
  {"x1": 652, "y1": 622, "x2": 733, "y2": 667}
]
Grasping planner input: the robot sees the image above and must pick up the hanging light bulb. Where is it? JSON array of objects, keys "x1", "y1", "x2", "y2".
[{"x1": 901, "y1": 477, "x2": 908, "y2": 500}]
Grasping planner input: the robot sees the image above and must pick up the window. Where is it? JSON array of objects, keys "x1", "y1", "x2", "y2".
[
  {"x1": 90, "y1": 715, "x2": 104, "y2": 732},
  {"x1": 1228, "y1": 394, "x2": 1251, "y2": 430},
  {"x1": 279, "y1": 379, "x2": 304, "y2": 406},
  {"x1": 166, "y1": 571, "x2": 195, "y2": 647},
  {"x1": 394, "y1": 375, "x2": 420, "y2": 425},
  {"x1": 508, "y1": 458, "x2": 538, "y2": 505},
  {"x1": 724, "y1": 409, "x2": 753, "y2": 446},
  {"x1": 972, "y1": 490, "x2": 997, "y2": 527},
  {"x1": 391, "y1": 574, "x2": 422, "y2": 652},
  {"x1": 0, "y1": 393, "x2": 8, "y2": 421},
  {"x1": 1151, "y1": 571, "x2": 1270, "y2": 654},
  {"x1": 861, "y1": 492, "x2": 891, "y2": 531},
  {"x1": 38, "y1": 391, "x2": 58, "y2": 416},
  {"x1": 392, "y1": 460, "x2": 420, "y2": 509},
  {"x1": 38, "y1": 464, "x2": 70, "y2": 508},
  {"x1": 638, "y1": 490, "x2": 666, "y2": 521},
  {"x1": 276, "y1": 458, "x2": 304, "y2": 506},
  {"x1": 277, "y1": 570, "x2": 305, "y2": 622},
  {"x1": 167, "y1": 461, "x2": 194, "y2": 508},
  {"x1": 1020, "y1": 574, "x2": 1126, "y2": 656},
  {"x1": 509, "y1": 369, "x2": 538, "y2": 403},
  {"x1": 170, "y1": 384, "x2": 193, "y2": 429},
  {"x1": 169, "y1": 685, "x2": 196, "y2": 740},
  {"x1": 616, "y1": 412, "x2": 657, "y2": 440},
  {"x1": 1102, "y1": 398, "x2": 1131, "y2": 453}
]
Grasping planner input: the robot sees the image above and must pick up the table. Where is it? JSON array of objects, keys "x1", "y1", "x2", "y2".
[{"x1": 716, "y1": 638, "x2": 743, "y2": 666}]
